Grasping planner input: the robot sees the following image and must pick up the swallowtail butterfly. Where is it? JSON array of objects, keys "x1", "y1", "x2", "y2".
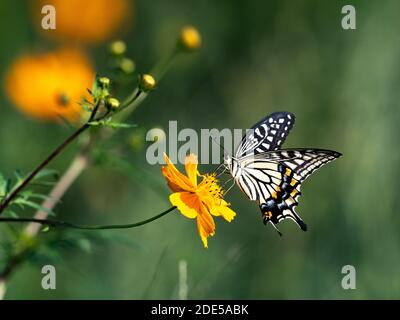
[{"x1": 223, "y1": 112, "x2": 341, "y2": 235}]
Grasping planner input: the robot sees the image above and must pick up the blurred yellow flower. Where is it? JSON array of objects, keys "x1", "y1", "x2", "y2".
[
  {"x1": 5, "y1": 47, "x2": 94, "y2": 122},
  {"x1": 162, "y1": 153, "x2": 236, "y2": 248},
  {"x1": 180, "y1": 26, "x2": 202, "y2": 51},
  {"x1": 34, "y1": 0, "x2": 131, "y2": 44}
]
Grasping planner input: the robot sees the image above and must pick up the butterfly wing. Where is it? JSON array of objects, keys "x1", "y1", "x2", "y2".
[
  {"x1": 234, "y1": 111, "x2": 295, "y2": 158},
  {"x1": 236, "y1": 148, "x2": 342, "y2": 231}
]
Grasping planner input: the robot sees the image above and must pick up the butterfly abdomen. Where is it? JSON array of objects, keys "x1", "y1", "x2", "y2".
[{"x1": 260, "y1": 200, "x2": 280, "y2": 224}]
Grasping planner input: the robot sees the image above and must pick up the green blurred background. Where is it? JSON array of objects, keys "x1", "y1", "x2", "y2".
[{"x1": 1, "y1": 0, "x2": 400, "y2": 299}]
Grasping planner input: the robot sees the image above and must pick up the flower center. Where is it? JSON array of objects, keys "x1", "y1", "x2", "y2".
[
  {"x1": 200, "y1": 174, "x2": 224, "y2": 200},
  {"x1": 56, "y1": 92, "x2": 70, "y2": 107}
]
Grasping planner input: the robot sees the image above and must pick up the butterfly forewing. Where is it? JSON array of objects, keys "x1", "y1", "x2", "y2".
[
  {"x1": 235, "y1": 111, "x2": 295, "y2": 158},
  {"x1": 255, "y1": 148, "x2": 342, "y2": 182}
]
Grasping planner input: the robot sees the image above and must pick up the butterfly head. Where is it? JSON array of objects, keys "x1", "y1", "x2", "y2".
[{"x1": 223, "y1": 153, "x2": 233, "y2": 169}]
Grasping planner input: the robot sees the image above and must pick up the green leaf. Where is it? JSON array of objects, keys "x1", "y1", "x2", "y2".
[
  {"x1": 13, "y1": 199, "x2": 55, "y2": 215},
  {"x1": 106, "y1": 122, "x2": 137, "y2": 129},
  {"x1": 0, "y1": 172, "x2": 6, "y2": 196},
  {"x1": 31, "y1": 169, "x2": 59, "y2": 182},
  {"x1": 27, "y1": 250, "x2": 63, "y2": 266},
  {"x1": 4, "y1": 210, "x2": 19, "y2": 218},
  {"x1": 14, "y1": 169, "x2": 24, "y2": 184},
  {"x1": 88, "y1": 120, "x2": 137, "y2": 129},
  {"x1": 41, "y1": 225, "x2": 50, "y2": 233},
  {"x1": 21, "y1": 190, "x2": 52, "y2": 202},
  {"x1": 6, "y1": 178, "x2": 12, "y2": 194},
  {"x1": 87, "y1": 121, "x2": 102, "y2": 127},
  {"x1": 76, "y1": 238, "x2": 92, "y2": 253},
  {"x1": 91, "y1": 74, "x2": 100, "y2": 97},
  {"x1": 30, "y1": 181, "x2": 57, "y2": 187}
]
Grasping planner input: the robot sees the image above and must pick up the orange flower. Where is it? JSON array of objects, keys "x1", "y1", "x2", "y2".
[
  {"x1": 162, "y1": 154, "x2": 236, "y2": 248},
  {"x1": 33, "y1": 0, "x2": 131, "y2": 44},
  {"x1": 5, "y1": 47, "x2": 94, "y2": 122}
]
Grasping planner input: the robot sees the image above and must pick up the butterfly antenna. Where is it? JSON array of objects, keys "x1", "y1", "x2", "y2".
[
  {"x1": 222, "y1": 177, "x2": 234, "y2": 187},
  {"x1": 270, "y1": 221, "x2": 283, "y2": 237},
  {"x1": 216, "y1": 167, "x2": 227, "y2": 178},
  {"x1": 213, "y1": 162, "x2": 225, "y2": 174},
  {"x1": 223, "y1": 179, "x2": 236, "y2": 196}
]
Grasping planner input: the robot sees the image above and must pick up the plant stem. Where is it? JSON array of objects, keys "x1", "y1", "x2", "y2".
[
  {"x1": 0, "y1": 206, "x2": 176, "y2": 299},
  {"x1": 24, "y1": 151, "x2": 90, "y2": 236},
  {"x1": 0, "y1": 85, "x2": 142, "y2": 216},
  {"x1": 0, "y1": 84, "x2": 147, "y2": 298},
  {"x1": 0, "y1": 250, "x2": 26, "y2": 299},
  {"x1": 0, "y1": 99, "x2": 104, "y2": 216},
  {"x1": 0, "y1": 124, "x2": 90, "y2": 215},
  {"x1": 0, "y1": 43, "x2": 185, "y2": 298},
  {"x1": 0, "y1": 206, "x2": 176, "y2": 230},
  {"x1": 0, "y1": 45, "x2": 181, "y2": 216}
]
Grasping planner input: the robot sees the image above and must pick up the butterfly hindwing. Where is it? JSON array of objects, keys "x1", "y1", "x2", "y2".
[
  {"x1": 235, "y1": 111, "x2": 295, "y2": 158},
  {"x1": 235, "y1": 149, "x2": 341, "y2": 230},
  {"x1": 259, "y1": 161, "x2": 307, "y2": 231}
]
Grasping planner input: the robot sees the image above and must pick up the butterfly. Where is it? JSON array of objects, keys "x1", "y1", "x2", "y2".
[{"x1": 223, "y1": 111, "x2": 341, "y2": 235}]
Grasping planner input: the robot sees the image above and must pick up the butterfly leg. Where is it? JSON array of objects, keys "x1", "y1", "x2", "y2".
[
  {"x1": 222, "y1": 178, "x2": 236, "y2": 196},
  {"x1": 216, "y1": 168, "x2": 227, "y2": 178}
]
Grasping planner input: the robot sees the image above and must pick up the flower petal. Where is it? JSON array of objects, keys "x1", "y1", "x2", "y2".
[
  {"x1": 162, "y1": 153, "x2": 195, "y2": 192},
  {"x1": 170, "y1": 192, "x2": 201, "y2": 219},
  {"x1": 185, "y1": 154, "x2": 198, "y2": 187},
  {"x1": 196, "y1": 209, "x2": 216, "y2": 248},
  {"x1": 211, "y1": 204, "x2": 236, "y2": 222}
]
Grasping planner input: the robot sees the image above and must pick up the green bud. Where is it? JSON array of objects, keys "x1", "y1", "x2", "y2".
[
  {"x1": 98, "y1": 77, "x2": 110, "y2": 89},
  {"x1": 119, "y1": 57, "x2": 135, "y2": 74},
  {"x1": 139, "y1": 74, "x2": 156, "y2": 92},
  {"x1": 109, "y1": 40, "x2": 127, "y2": 55},
  {"x1": 106, "y1": 97, "x2": 120, "y2": 111}
]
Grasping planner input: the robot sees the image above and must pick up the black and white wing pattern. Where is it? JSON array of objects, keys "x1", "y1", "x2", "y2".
[
  {"x1": 235, "y1": 149, "x2": 342, "y2": 231},
  {"x1": 235, "y1": 112, "x2": 295, "y2": 158}
]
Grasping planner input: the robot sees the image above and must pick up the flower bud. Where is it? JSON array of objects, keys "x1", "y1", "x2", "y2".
[
  {"x1": 98, "y1": 77, "x2": 110, "y2": 89},
  {"x1": 139, "y1": 74, "x2": 156, "y2": 92},
  {"x1": 179, "y1": 26, "x2": 201, "y2": 51},
  {"x1": 106, "y1": 97, "x2": 120, "y2": 111},
  {"x1": 119, "y1": 57, "x2": 135, "y2": 74},
  {"x1": 109, "y1": 40, "x2": 127, "y2": 55}
]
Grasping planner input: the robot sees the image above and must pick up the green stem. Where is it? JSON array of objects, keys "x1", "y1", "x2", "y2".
[
  {"x1": 0, "y1": 91, "x2": 140, "y2": 216},
  {"x1": 0, "y1": 207, "x2": 176, "y2": 230},
  {"x1": 0, "y1": 124, "x2": 90, "y2": 215},
  {"x1": 151, "y1": 46, "x2": 180, "y2": 80}
]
